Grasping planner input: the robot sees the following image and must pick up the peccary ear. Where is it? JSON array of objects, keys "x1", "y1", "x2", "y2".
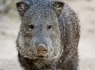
[
  {"x1": 16, "y1": 1, "x2": 29, "y2": 16},
  {"x1": 51, "y1": 1, "x2": 64, "y2": 17}
]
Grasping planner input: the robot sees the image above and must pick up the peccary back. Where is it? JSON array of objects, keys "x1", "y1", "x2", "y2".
[{"x1": 16, "y1": 0, "x2": 80, "y2": 70}]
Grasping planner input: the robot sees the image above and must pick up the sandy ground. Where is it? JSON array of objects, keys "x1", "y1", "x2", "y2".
[{"x1": 0, "y1": 0, "x2": 95, "y2": 70}]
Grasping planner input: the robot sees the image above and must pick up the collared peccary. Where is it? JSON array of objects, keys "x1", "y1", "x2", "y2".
[{"x1": 16, "y1": 0, "x2": 80, "y2": 70}]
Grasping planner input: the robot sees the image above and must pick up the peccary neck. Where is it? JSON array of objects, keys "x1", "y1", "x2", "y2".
[{"x1": 18, "y1": 54, "x2": 57, "y2": 70}]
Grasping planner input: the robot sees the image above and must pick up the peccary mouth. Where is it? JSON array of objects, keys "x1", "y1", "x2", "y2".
[{"x1": 37, "y1": 55, "x2": 47, "y2": 59}]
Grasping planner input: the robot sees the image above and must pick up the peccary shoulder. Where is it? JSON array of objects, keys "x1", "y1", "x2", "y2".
[{"x1": 16, "y1": 0, "x2": 80, "y2": 70}]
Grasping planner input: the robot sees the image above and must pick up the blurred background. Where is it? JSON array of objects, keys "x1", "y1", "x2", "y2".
[{"x1": 0, "y1": 0, "x2": 95, "y2": 70}]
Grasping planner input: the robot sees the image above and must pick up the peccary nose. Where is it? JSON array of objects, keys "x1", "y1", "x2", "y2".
[{"x1": 36, "y1": 44, "x2": 48, "y2": 56}]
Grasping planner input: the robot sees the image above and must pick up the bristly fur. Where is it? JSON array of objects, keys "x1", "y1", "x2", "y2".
[{"x1": 16, "y1": 0, "x2": 80, "y2": 70}]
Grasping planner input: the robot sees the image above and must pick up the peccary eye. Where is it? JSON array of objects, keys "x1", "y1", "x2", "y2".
[
  {"x1": 47, "y1": 25, "x2": 52, "y2": 30},
  {"x1": 29, "y1": 25, "x2": 35, "y2": 29}
]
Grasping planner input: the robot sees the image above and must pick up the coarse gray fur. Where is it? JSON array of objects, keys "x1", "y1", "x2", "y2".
[{"x1": 16, "y1": 0, "x2": 80, "y2": 70}]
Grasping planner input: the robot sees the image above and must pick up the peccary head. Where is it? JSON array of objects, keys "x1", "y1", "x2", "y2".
[{"x1": 16, "y1": 0, "x2": 64, "y2": 65}]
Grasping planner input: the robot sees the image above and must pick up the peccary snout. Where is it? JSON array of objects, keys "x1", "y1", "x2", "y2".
[{"x1": 36, "y1": 44, "x2": 48, "y2": 57}]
